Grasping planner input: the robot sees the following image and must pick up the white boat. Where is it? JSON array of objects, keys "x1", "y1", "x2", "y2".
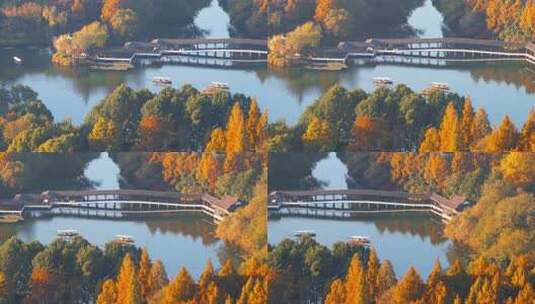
[
  {"x1": 430, "y1": 82, "x2": 451, "y2": 91},
  {"x1": 202, "y1": 81, "x2": 230, "y2": 94},
  {"x1": 348, "y1": 235, "x2": 371, "y2": 245},
  {"x1": 373, "y1": 77, "x2": 393, "y2": 86},
  {"x1": 57, "y1": 229, "x2": 79, "y2": 237},
  {"x1": 210, "y1": 81, "x2": 230, "y2": 90},
  {"x1": 114, "y1": 234, "x2": 135, "y2": 244},
  {"x1": 13, "y1": 56, "x2": 22, "y2": 64},
  {"x1": 294, "y1": 230, "x2": 316, "y2": 238},
  {"x1": 152, "y1": 76, "x2": 172, "y2": 85}
]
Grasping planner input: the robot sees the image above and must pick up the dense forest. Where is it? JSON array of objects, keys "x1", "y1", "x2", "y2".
[
  {"x1": 0, "y1": 83, "x2": 267, "y2": 153},
  {"x1": 271, "y1": 151, "x2": 535, "y2": 260},
  {"x1": 269, "y1": 151, "x2": 535, "y2": 302},
  {"x1": 267, "y1": 236, "x2": 535, "y2": 303},
  {"x1": 222, "y1": 0, "x2": 423, "y2": 40},
  {"x1": 0, "y1": 237, "x2": 272, "y2": 304},
  {"x1": 0, "y1": 0, "x2": 211, "y2": 46},
  {"x1": 268, "y1": 84, "x2": 535, "y2": 152},
  {"x1": 0, "y1": 151, "x2": 267, "y2": 259}
]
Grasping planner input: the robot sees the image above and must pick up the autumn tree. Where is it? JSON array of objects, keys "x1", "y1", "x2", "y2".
[
  {"x1": 138, "y1": 248, "x2": 151, "y2": 301},
  {"x1": 147, "y1": 261, "x2": 168, "y2": 299},
  {"x1": 97, "y1": 279, "x2": 117, "y2": 304},
  {"x1": 110, "y1": 8, "x2": 139, "y2": 39},
  {"x1": 88, "y1": 117, "x2": 118, "y2": 150},
  {"x1": 115, "y1": 254, "x2": 142, "y2": 304},
  {"x1": 499, "y1": 152, "x2": 535, "y2": 189},
  {"x1": 344, "y1": 255, "x2": 370, "y2": 304},
  {"x1": 483, "y1": 115, "x2": 519, "y2": 152},
  {"x1": 375, "y1": 260, "x2": 397, "y2": 298},
  {"x1": 224, "y1": 103, "x2": 246, "y2": 172},
  {"x1": 460, "y1": 98, "x2": 475, "y2": 148},
  {"x1": 26, "y1": 267, "x2": 58, "y2": 303},
  {"x1": 391, "y1": 267, "x2": 424, "y2": 304},
  {"x1": 101, "y1": 0, "x2": 124, "y2": 22},
  {"x1": 325, "y1": 279, "x2": 346, "y2": 304},
  {"x1": 519, "y1": 109, "x2": 535, "y2": 151},
  {"x1": 314, "y1": 0, "x2": 336, "y2": 22},
  {"x1": 161, "y1": 267, "x2": 195, "y2": 303},
  {"x1": 302, "y1": 115, "x2": 334, "y2": 152},
  {"x1": 439, "y1": 102, "x2": 462, "y2": 151},
  {"x1": 419, "y1": 128, "x2": 440, "y2": 152}
]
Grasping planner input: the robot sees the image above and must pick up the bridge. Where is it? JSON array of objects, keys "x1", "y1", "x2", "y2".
[
  {"x1": 268, "y1": 189, "x2": 470, "y2": 222},
  {"x1": 311, "y1": 37, "x2": 535, "y2": 66},
  {"x1": 95, "y1": 38, "x2": 268, "y2": 66},
  {"x1": 0, "y1": 189, "x2": 244, "y2": 222}
]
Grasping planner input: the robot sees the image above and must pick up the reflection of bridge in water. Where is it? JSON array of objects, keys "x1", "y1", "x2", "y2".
[
  {"x1": 268, "y1": 189, "x2": 470, "y2": 222},
  {"x1": 312, "y1": 37, "x2": 535, "y2": 66},
  {"x1": 0, "y1": 190, "x2": 243, "y2": 222},
  {"x1": 96, "y1": 38, "x2": 268, "y2": 67},
  {"x1": 95, "y1": 36, "x2": 535, "y2": 69}
]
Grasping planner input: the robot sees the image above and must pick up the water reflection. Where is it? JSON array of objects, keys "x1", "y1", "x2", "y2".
[
  {"x1": 0, "y1": 215, "x2": 221, "y2": 277},
  {"x1": 1, "y1": 0, "x2": 534, "y2": 126},
  {"x1": 268, "y1": 215, "x2": 451, "y2": 278}
]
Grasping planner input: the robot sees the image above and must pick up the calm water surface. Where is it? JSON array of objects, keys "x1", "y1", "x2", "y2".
[
  {"x1": 0, "y1": 153, "x2": 225, "y2": 278},
  {"x1": 1, "y1": 1, "x2": 534, "y2": 126},
  {"x1": 269, "y1": 153, "x2": 452, "y2": 278}
]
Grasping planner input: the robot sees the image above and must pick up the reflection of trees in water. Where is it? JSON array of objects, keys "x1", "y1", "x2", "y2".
[
  {"x1": 468, "y1": 63, "x2": 535, "y2": 94},
  {"x1": 110, "y1": 153, "x2": 170, "y2": 191},
  {"x1": 372, "y1": 215, "x2": 448, "y2": 246},
  {"x1": 264, "y1": 69, "x2": 358, "y2": 105},
  {"x1": 144, "y1": 215, "x2": 218, "y2": 246},
  {"x1": 269, "y1": 153, "x2": 327, "y2": 191},
  {"x1": 2, "y1": 153, "x2": 99, "y2": 198}
]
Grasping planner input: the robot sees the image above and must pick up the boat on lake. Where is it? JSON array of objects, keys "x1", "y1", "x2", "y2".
[
  {"x1": 421, "y1": 82, "x2": 451, "y2": 96},
  {"x1": 202, "y1": 81, "x2": 230, "y2": 94},
  {"x1": 152, "y1": 76, "x2": 172, "y2": 85},
  {"x1": 294, "y1": 230, "x2": 316, "y2": 238},
  {"x1": 114, "y1": 234, "x2": 135, "y2": 245},
  {"x1": 13, "y1": 56, "x2": 22, "y2": 64},
  {"x1": 57, "y1": 229, "x2": 79, "y2": 237},
  {"x1": 348, "y1": 235, "x2": 371, "y2": 246},
  {"x1": 373, "y1": 77, "x2": 394, "y2": 87}
]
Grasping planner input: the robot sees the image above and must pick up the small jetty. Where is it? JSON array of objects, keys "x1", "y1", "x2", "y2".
[
  {"x1": 294, "y1": 230, "x2": 316, "y2": 238},
  {"x1": 152, "y1": 76, "x2": 172, "y2": 85},
  {"x1": 373, "y1": 77, "x2": 394, "y2": 88},
  {"x1": 202, "y1": 81, "x2": 230, "y2": 94},
  {"x1": 348, "y1": 235, "x2": 371, "y2": 246},
  {"x1": 13, "y1": 56, "x2": 22, "y2": 64},
  {"x1": 114, "y1": 234, "x2": 135, "y2": 245}
]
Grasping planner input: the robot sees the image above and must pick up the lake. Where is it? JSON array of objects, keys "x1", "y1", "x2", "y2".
[
  {"x1": 268, "y1": 153, "x2": 454, "y2": 278},
  {"x1": 0, "y1": 0, "x2": 534, "y2": 126},
  {"x1": 0, "y1": 153, "x2": 228, "y2": 278}
]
